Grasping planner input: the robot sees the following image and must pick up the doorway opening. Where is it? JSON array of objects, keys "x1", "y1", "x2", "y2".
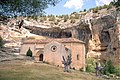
[{"x1": 39, "y1": 54, "x2": 43, "y2": 61}]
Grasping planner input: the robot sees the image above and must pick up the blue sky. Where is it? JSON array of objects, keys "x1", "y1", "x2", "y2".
[{"x1": 45, "y1": 0, "x2": 113, "y2": 15}]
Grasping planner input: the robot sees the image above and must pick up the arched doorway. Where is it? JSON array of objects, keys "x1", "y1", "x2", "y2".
[{"x1": 39, "y1": 54, "x2": 43, "y2": 61}]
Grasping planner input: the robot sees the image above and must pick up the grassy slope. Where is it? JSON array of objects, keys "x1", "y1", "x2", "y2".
[{"x1": 0, "y1": 60, "x2": 106, "y2": 80}]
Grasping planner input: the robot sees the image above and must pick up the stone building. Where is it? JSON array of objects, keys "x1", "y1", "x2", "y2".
[{"x1": 20, "y1": 38, "x2": 85, "y2": 70}]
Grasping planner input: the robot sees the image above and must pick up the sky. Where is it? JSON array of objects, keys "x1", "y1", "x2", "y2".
[{"x1": 45, "y1": 0, "x2": 113, "y2": 15}]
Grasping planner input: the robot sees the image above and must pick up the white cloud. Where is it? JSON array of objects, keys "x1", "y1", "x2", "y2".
[
  {"x1": 96, "y1": 0, "x2": 114, "y2": 6},
  {"x1": 64, "y1": 0, "x2": 84, "y2": 10}
]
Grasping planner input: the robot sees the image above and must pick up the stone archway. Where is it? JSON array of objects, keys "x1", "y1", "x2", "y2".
[
  {"x1": 39, "y1": 54, "x2": 43, "y2": 61},
  {"x1": 35, "y1": 50, "x2": 44, "y2": 62}
]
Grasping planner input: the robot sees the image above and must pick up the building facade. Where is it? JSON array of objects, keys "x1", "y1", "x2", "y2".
[{"x1": 20, "y1": 38, "x2": 85, "y2": 70}]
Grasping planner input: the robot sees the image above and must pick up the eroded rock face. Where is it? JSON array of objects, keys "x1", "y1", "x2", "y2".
[
  {"x1": 91, "y1": 15, "x2": 115, "y2": 51},
  {"x1": 87, "y1": 12, "x2": 120, "y2": 65}
]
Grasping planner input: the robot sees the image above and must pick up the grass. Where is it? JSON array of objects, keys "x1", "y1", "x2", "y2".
[{"x1": 0, "y1": 60, "x2": 107, "y2": 80}]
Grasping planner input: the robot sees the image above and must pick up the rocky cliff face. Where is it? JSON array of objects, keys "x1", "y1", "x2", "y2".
[
  {"x1": 86, "y1": 10, "x2": 120, "y2": 65},
  {"x1": 1, "y1": 7, "x2": 120, "y2": 65}
]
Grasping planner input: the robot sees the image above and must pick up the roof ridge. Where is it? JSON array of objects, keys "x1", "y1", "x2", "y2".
[{"x1": 23, "y1": 38, "x2": 85, "y2": 44}]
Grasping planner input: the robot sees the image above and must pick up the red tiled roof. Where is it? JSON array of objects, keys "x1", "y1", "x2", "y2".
[{"x1": 23, "y1": 38, "x2": 85, "y2": 44}]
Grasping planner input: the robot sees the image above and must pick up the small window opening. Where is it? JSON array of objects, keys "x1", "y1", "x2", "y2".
[
  {"x1": 51, "y1": 45, "x2": 57, "y2": 52},
  {"x1": 77, "y1": 54, "x2": 79, "y2": 60}
]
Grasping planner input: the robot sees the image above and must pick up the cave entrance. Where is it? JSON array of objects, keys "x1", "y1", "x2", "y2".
[{"x1": 100, "y1": 31, "x2": 111, "y2": 43}]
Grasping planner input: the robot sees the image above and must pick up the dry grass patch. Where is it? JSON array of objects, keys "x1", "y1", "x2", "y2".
[{"x1": 0, "y1": 60, "x2": 107, "y2": 80}]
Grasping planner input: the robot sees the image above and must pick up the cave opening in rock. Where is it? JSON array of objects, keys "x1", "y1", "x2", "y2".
[{"x1": 100, "y1": 31, "x2": 111, "y2": 44}]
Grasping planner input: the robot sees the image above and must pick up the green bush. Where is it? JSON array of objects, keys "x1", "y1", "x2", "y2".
[
  {"x1": 103, "y1": 4, "x2": 108, "y2": 9},
  {"x1": 79, "y1": 11, "x2": 82, "y2": 12},
  {"x1": 114, "y1": 66, "x2": 120, "y2": 76},
  {"x1": 74, "y1": 13, "x2": 79, "y2": 19},
  {"x1": 70, "y1": 15, "x2": 74, "y2": 19},
  {"x1": 31, "y1": 16, "x2": 38, "y2": 21},
  {"x1": 49, "y1": 16, "x2": 55, "y2": 21},
  {"x1": 63, "y1": 15, "x2": 69, "y2": 22},
  {"x1": 98, "y1": 6, "x2": 103, "y2": 10},
  {"x1": 107, "y1": 4, "x2": 112, "y2": 10},
  {"x1": 58, "y1": 15, "x2": 64, "y2": 18},
  {"x1": 93, "y1": 7, "x2": 99, "y2": 13},
  {"x1": 86, "y1": 58, "x2": 96, "y2": 73},
  {"x1": 84, "y1": 9, "x2": 86, "y2": 12},
  {"x1": 0, "y1": 36, "x2": 4, "y2": 48},
  {"x1": 113, "y1": 0, "x2": 120, "y2": 7},
  {"x1": 26, "y1": 48, "x2": 32, "y2": 57},
  {"x1": 39, "y1": 17, "x2": 47, "y2": 22},
  {"x1": 103, "y1": 60, "x2": 120, "y2": 76},
  {"x1": 86, "y1": 58, "x2": 94, "y2": 64},
  {"x1": 86, "y1": 64, "x2": 95, "y2": 72}
]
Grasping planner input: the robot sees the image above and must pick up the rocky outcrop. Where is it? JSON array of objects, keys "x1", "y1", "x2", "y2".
[
  {"x1": 86, "y1": 10, "x2": 120, "y2": 65},
  {"x1": 1, "y1": 7, "x2": 120, "y2": 65}
]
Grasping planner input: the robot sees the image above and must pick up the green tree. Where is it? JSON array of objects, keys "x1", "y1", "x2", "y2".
[
  {"x1": 113, "y1": 0, "x2": 120, "y2": 7},
  {"x1": 74, "y1": 13, "x2": 79, "y2": 19},
  {"x1": 84, "y1": 9, "x2": 86, "y2": 12},
  {"x1": 114, "y1": 66, "x2": 120, "y2": 76},
  {"x1": 0, "y1": 0, "x2": 60, "y2": 17},
  {"x1": 93, "y1": 7, "x2": 99, "y2": 13},
  {"x1": 86, "y1": 58, "x2": 96, "y2": 73},
  {"x1": 49, "y1": 15, "x2": 55, "y2": 21},
  {"x1": 103, "y1": 60, "x2": 119, "y2": 76},
  {"x1": 103, "y1": 4, "x2": 108, "y2": 9},
  {"x1": 63, "y1": 15, "x2": 69, "y2": 22},
  {"x1": 98, "y1": 6, "x2": 103, "y2": 10},
  {"x1": 26, "y1": 48, "x2": 32, "y2": 57}
]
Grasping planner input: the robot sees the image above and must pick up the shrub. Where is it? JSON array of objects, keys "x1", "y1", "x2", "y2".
[
  {"x1": 103, "y1": 60, "x2": 120, "y2": 76},
  {"x1": 49, "y1": 16, "x2": 55, "y2": 21},
  {"x1": 107, "y1": 4, "x2": 112, "y2": 10},
  {"x1": 74, "y1": 13, "x2": 79, "y2": 19},
  {"x1": 86, "y1": 58, "x2": 94, "y2": 64},
  {"x1": 39, "y1": 17, "x2": 47, "y2": 22},
  {"x1": 103, "y1": 4, "x2": 108, "y2": 9},
  {"x1": 84, "y1": 9, "x2": 86, "y2": 12},
  {"x1": 58, "y1": 15, "x2": 64, "y2": 18},
  {"x1": 79, "y1": 11, "x2": 82, "y2": 12},
  {"x1": 98, "y1": 6, "x2": 103, "y2": 10},
  {"x1": 89, "y1": 8, "x2": 94, "y2": 11},
  {"x1": 31, "y1": 16, "x2": 38, "y2": 21},
  {"x1": 64, "y1": 15, "x2": 69, "y2": 22},
  {"x1": 86, "y1": 64, "x2": 95, "y2": 72},
  {"x1": 86, "y1": 58, "x2": 96, "y2": 73},
  {"x1": 70, "y1": 15, "x2": 74, "y2": 19},
  {"x1": 114, "y1": 1, "x2": 120, "y2": 7},
  {"x1": 26, "y1": 48, "x2": 32, "y2": 57},
  {"x1": 0, "y1": 36, "x2": 4, "y2": 48},
  {"x1": 48, "y1": 14, "x2": 54, "y2": 18},
  {"x1": 114, "y1": 66, "x2": 120, "y2": 76},
  {"x1": 93, "y1": 7, "x2": 99, "y2": 13}
]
